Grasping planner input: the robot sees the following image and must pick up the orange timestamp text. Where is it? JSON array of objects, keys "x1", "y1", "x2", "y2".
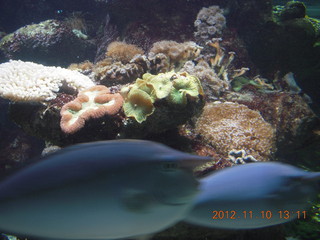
[{"x1": 211, "y1": 210, "x2": 307, "y2": 220}]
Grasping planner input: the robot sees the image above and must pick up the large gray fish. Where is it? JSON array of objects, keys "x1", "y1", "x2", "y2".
[
  {"x1": 0, "y1": 140, "x2": 211, "y2": 239},
  {"x1": 185, "y1": 162, "x2": 320, "y2": 229}
]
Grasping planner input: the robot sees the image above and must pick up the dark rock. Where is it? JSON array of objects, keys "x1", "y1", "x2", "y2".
[
  {"x1": 280, "y1": 1, "x2": 307, "y2": 21},
  {"x1": 0, "y1": 19, "x2": 96, "y2": 66}
]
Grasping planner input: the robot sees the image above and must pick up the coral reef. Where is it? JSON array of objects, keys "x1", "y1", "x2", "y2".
[
  {"x1": 240, "y1": 1, "x2": 320, "y2": 111},
  {"x1": 279, "y1": 1, "x2": 306, "y2": 21},
  {"x1": 122, "y1": 71, "x2": 204, "y2": 123},
  {"x1": 147, "y1": 52, "x2": 170, "y2": 74},
  {"x1": 60, "y1": 85, "x2": 123, "y2": 134},
  {"x1": 0, "y1": 20, "x2": 95, "y2": 66},
  {"x1": 119, "y1": 71, "x2": 205, "y2": 137},
  {"x1": 180, "y1": 60, "x2": 229, "y2": 100},
  {"x1": 194, "y1": 102, "x2": 276, "y2": 161},
  {"x1": 114, "y1": 0, "x2": 201, "y2": 50},
  {"x1": 94, "y1": 15, "x2": 120, "y2": 63},
  {"x1": 106, "y1": 41, "x2": 144, "y2": 63},
  {"x1": 149, "y1": 41, "x2": 202, "y2": 71},
  {"x1": 227, "y1": 149, "x2": 258, "y2": 164},
  {"x1": 68, "y1": 61, "x2": 94, "y2": 74},
  {"x1": 0, "y1": 98, "x2": 44, "y2": 175},
  {"x1": 179, "y1": 38, "x2": 254, "y2": 101},
  {"x1": 122, "y1": 88, "x2": 155, "y2": 123},
  {"x1": 229, "y1": 91, "x2": 320, "y2": 155},
  {"x1": 94, "y1": 54, "x2": 149, "y2": 86},
  {"x1": 0, "y1": 60, "x2": 94, "y2": 102},
  {"x1": 194, "y1": 6, "x2": 226, "y2": 44},
  {"x1": 8, "y1": 97, "x2": 123, "y2": 146},
  {"x1": 0, "y1": 1, "x2": 319, "y2": 239}
]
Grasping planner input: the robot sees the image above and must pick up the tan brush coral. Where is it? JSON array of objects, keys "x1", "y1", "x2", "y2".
[
  {"x1": 106, "y1": 41, "x2": 144, "y2": 63},
  {"x1": 194, "y1": 102, "x2": 276, "y2": 161},
  {"x1": 68, "y1": 61, "x2": 94, "y2": 72},
  {"x1": 60, "y1": 85, "x2": 123, "y2": 134},
  {"x1": 149, "y1": 40, "x2": 202, "y2": 70},
  {"x1": 0, "y1": 60, "x2": 94, "y2": 102}
]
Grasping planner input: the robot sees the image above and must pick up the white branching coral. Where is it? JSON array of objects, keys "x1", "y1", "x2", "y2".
[{"x1": 0, "y1": 60, "x2": 95, "y2": 102}]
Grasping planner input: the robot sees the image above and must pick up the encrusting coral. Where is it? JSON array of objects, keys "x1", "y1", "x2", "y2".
[
  {"x1": 94, "y1": 54, "x2": 149, "y2": 86},
  {"x1": 0, "y1": 60, "x2": 95, "y2": 102},
  {"x1": 60, "y1": 85, "x2": 123, "y2": 134},
  {"x1": 194, "y1": 102, "x2": 276, "y2": 161}
]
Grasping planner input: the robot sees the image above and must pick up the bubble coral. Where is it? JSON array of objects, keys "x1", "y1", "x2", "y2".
[
  {"x1": 194, "y1": 102, "x2": 276, "y2": 161},
  {"x1": 106, "y1": 41, "x2": 144, "y2": 63},
  {"x1": 60, "y1": 85, "x2": 123, "y2": 134}
]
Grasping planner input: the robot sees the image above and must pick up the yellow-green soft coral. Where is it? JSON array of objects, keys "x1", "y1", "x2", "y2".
[
  {"x1": 169, "y1": 73, "x2": 204, "y2": 105},
  {"x1": 122, "y1": 71, "x2": 204, "y2": 123},
  {"x1": 123, "y1": 88, "x2": 155, "y2": 123},
  {"x1": 147, "y1": 72, "x2": 173, "y2": 99}
]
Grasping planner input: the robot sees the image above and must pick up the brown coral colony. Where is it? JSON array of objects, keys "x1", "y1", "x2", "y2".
[{"x1": 106, "y1": 41, "x2": 144, "y2": 63}]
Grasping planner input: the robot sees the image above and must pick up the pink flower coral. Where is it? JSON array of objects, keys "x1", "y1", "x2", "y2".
[{"x1": 60, "y1": 85, "x2": 123, "y2": 134}]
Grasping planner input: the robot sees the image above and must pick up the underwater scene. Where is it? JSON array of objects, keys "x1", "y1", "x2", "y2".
[{"x1": 0, "y1": 0, "x2": 319, "y2": 239}]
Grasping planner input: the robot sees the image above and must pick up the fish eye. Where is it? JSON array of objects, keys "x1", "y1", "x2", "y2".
[{"x1": 160, "y1": 162, "x2": 178, "y2": 171}]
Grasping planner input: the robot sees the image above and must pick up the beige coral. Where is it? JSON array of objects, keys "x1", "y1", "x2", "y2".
[
  {"x1": 60, "y1": 85, "x2": 123, "y2": 134},
  {"x1": 180, "y1": 60, "x2": 229, "y2": 99},
  {"x1": 194, "y1": 102, "x2": 276, "y2": 161},
  {"x1": 149, "y1": 40, "x2": 202, "y2": 70}
]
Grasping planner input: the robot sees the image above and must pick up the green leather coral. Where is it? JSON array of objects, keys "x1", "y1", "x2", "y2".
[
  {"x1": 123, "y1": 88, "x2": 155, "y2": 123},
  {"x1": 122, "y1": 71, "x2": 204, "y2": 123},
  {"x1": 168, "y1": 73, "x2": 204, "y2": 105},
  {"x1": 147, "y1": 72, "x2": 173, "y2": 99}
]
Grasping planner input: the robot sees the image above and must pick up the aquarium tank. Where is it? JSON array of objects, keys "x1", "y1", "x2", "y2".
[{"x1": 0, "y1": 0, "x2": 319, "y2": 240}]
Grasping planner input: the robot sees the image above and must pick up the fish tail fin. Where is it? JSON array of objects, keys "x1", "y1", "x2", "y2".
[{"x1": 301, "y1": 172, "x2": 320, "y2": 182}]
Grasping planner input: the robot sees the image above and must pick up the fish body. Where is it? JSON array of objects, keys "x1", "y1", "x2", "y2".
[
  {"x1": 185, "y1": 162, "x2": 320, "y2": 229},
  {"x1": 0, "y1": 140, "x2": 210, "y2": 239}
]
